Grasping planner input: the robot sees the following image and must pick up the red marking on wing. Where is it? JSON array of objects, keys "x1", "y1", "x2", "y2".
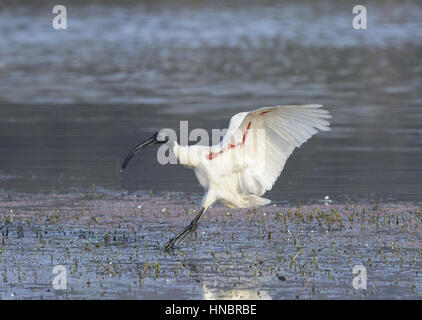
[
  {"x1": 259, "y1": 110, "x2": 270, "y2": 116},
  {"x1": 242, "y1": 121, "x2": 251, "y2": 144},
  {"x1": 207, "y1": 121, "x2": 252, "y2": 160}
]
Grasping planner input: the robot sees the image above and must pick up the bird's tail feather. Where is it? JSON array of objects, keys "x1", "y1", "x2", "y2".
[
  {"x1": 236, "y1": 195, "x2": 271, "y2": 208},
  {"x1": 251, "y1": 196, "x2": 271, "y2": 207}
]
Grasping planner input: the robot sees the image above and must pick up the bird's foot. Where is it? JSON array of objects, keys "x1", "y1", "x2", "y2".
[
  {"x1": 176, "y1": 223, "x2": 198, "y2": 246},
  {"x1": 164, "y1": 237, "x2": 177, "y2": 251},
  {"x1": 164, "y1": 223, "x2": 198, "y2": 250}
]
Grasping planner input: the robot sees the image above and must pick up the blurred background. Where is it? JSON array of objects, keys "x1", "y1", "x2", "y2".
[{"x1": 0, "y1": 0, "x2": 421, "y2": 203}]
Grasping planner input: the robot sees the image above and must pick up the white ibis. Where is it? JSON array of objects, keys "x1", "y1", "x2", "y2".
[{"x1": 122, "y1": 104, "x2": 331, "y2": 249}]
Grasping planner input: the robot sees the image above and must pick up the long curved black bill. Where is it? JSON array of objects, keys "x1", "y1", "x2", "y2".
[{"x1": 121, "y1": 133, "x2": 158, "y2": 170}]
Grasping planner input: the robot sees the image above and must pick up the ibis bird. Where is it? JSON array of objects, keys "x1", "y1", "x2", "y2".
[{"x1": 122, "y1": 104, "x2": 331, "y2": 249}]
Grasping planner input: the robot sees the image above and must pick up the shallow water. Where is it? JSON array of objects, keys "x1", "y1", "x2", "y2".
[
  {"x1": 0, "y1": 0, "x2": 422, "y2": 300},
  {"x1": 0, "y1": 1, "x2": 422, "y2": 202},
  {"x1": 0, "y1": 192, "x2": 421, "y2": 299}
]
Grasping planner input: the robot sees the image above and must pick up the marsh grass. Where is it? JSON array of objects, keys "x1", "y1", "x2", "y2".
[{"x1": 0, "y1": 191, "x2": 421, "y2": 299}]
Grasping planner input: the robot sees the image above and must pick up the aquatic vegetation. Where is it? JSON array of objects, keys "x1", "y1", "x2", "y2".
[{"x1": 0, "y1": 192, "x2": 421, "y2": 299}]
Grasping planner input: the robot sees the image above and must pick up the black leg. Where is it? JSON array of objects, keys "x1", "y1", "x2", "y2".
[{"x1": 164, "y1": 207, "x2": 205, "y2": 250}]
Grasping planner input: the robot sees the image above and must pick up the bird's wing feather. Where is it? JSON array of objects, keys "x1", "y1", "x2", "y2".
[{"x1": 214, "y1": 104, "x2": 331, "y2": 196}]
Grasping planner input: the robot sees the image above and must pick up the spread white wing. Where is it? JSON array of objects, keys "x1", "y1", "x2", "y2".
[{"x1": 210, "y1": 104, "x2": 331, "y2": 197}]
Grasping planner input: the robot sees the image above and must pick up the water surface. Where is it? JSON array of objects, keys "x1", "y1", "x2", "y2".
[
  {"x1": 1, "y1": 193, "x2": 421, "y2": 299},
  {"x1": 0, "y1": 0, "x2": 422, "y2": 300},
  {"x1": 1, "y1": 1, "x2": 422, "y2": 203}
]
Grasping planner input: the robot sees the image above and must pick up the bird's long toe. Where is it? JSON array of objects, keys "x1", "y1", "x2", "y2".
[
  {"x1": 164, "y1": 223, "x2": 198, "y2": 250},
  {"x1": 176, "y1": 225, "x2": 197, "y2": 246},
  {"x1": 164, "y1": 238, "x2": 177, "y2": 250}
]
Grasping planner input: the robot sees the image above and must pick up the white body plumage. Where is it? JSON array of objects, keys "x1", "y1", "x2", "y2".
[{"x1": 170, "y1": 104, "x2": 331, "y2": 210}]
